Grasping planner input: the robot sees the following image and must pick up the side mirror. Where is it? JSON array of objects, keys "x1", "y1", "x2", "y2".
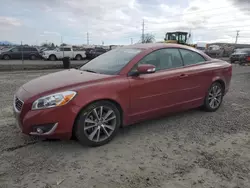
[{"x1": 137, "y1": 64, "x2": 156, "y2": 74}]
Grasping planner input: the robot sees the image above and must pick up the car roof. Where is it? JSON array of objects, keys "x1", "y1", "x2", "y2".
[
  {"x1": 122, "y1": 43, "x2": 212, "y2": 60},
  {"x1": 123, "y1": 43, "x2": 196, "y2": 51}
]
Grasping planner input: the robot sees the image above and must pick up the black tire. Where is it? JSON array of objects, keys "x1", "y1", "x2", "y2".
[
  {"x1": 75, "y1": 54, "x2": 82, "y2": 60},
  {"x1": 49, "y1": 55, "x2": 56, "y2": 61},
  {"x1": 3, "y1": 54, "x2": 10, "y2": 60},
  {"x1": 203, "y1": 82, "x2": 224, "y2": 112},
  {"x1": 75, "y1": 101, "x2": 121, "y2": 147},
  {"x1": 30, "y1": 54, "x2": 36, "y2": 60}
]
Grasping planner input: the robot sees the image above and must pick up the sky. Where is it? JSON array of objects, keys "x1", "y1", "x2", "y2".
[{"x1": 0, "y1": 0, "x2": 250, "y2": 46}]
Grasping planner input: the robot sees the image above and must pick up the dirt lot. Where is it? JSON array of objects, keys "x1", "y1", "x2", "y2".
[{"x1": 0, "y1": 66, "x2": 250, "y2": 188}]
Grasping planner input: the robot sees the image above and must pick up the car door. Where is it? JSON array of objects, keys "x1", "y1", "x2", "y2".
[
  {"x1": 178, "y1": 48, "x2": 211, "y2": 102},
  {"x1": 62, "y1": 47, "x2": 72, "y2": 58},
  {"x1": 128, "y1": 48, "x2": 190, "y2": 122},
  {"x1": 10, "y1": 47, "x2": 21, "y2": 59},
  {"x1": 22, "y1": 47, "x2": 30, "y2": 59}
]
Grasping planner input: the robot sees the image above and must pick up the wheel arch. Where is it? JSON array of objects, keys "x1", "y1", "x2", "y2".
[
  {"x1": 212, "y1": 78, "x2": 226, "y2": 95},
  {"x1": 75, "y1": 54, "x2": 82, "y2": 58},
  {"x1": 49, "y1": 54, "x2": 57, "y2": 59}
]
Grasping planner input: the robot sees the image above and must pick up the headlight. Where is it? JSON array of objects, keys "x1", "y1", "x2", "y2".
[{"x1": 32, "y1": 91, "x2": 76, "y2": 110}]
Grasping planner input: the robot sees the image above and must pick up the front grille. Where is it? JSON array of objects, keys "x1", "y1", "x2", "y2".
[{"x1": 15, "y1": 97, "x2": 24, "y2": 111}]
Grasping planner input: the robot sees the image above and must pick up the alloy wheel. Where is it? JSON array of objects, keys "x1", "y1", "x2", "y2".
[
  {"x1": 208, "y1": 84, "x2": 222, "y2": 109},
  {"x1": 83, "y1": 106, "x2": 117, "y2": 142}
]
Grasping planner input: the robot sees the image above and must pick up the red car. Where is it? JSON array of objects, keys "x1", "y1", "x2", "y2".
[{"x1": 13, "y1": 43, "x2": 232, "y2": 146}]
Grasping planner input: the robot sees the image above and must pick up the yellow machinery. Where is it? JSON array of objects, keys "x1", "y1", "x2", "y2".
[{"x1": 164, "y1": 31, "x2": 196, "y2": 47}]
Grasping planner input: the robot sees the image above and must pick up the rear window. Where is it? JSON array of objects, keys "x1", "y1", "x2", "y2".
[{"x1": 179, "y1": 49, "x2": 206, "y2": 66}]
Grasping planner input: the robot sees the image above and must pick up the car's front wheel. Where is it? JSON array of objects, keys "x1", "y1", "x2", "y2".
[
  {"x1": 3, "y1": 54, "x2": 10, "y2": 60},
  {"x1": 203, "y1": 82, "x2": 224, "y2": 112},
  {"x1": 49, "y1": 55, "x2": 56, "y2": 61},
  {"x1": 75, "y1": 101, "x2": 121, "y2": 147}
]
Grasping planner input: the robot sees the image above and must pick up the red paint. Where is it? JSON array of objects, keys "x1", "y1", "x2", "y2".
[{"x1": 14, "y1": 44, "x2": 232, "y2": 140}]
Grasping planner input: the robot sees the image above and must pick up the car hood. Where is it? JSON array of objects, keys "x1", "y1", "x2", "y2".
[
  {"x1": 22, "y1": 69, "x2": 113, "y2": 97},
  {"x1": 43, "y1": 50, "x2": 57, "y2": 53}
]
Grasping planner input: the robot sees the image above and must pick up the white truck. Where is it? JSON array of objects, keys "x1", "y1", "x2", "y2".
[{"x1": 42, "y1": 46, "x2": 86, "y2": 61}]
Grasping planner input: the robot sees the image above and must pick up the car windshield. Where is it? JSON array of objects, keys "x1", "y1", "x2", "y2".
[{"x1": 80, "y1": 48, "x2": 142, "y2": 75}]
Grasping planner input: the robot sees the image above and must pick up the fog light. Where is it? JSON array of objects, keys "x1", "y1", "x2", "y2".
[
  {"x1": 30, "y1": 123, "x2": 58, "y2": 136},
  {"x1": 36, "y1": 128, "x2": 44, "y2": 134}
]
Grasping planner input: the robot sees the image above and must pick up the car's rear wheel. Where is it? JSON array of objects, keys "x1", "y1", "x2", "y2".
[
  {"x1": 75, "y1": 101, "x2": 121, "y2": 147},
  {"x1": 30, "y1": 54, "x2": 36, "y2": 60},
  {"x1": 3, "y1": 55, "x2": 10, "y2": 60},
  {"x1": 203, "y1": 82, "x2": 223, "y2": 112}
]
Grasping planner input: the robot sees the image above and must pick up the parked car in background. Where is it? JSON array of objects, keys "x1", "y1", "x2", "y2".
[
  {"x1": 86, "y1": 47, "x2": 108, "y2": 59},
  {"x1": 0, "y1": 46, "x2": 40, "y2": 60},
  {"x1": 13, "y1": 43, "x2": 232, "y2": 147},
  {"x1": 230, "y1": 48, "x2": 250, "y2": 64},
  {"x1": 42, "y1": 46, "x2": 86, "y2": 61}
]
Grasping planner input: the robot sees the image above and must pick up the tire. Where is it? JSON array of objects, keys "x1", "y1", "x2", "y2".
[
  {"x1": 49, "y1": 55, "x2": 56, "y2": 61},
  {"x1": 30, "y1": 54, "x2": 36, "y2": 60},
  {"x1": 203, "y1": 82, "x2": 224, "y2": 112},
  {"x1": 75, "y1": 55, "x2": 82, "y2": 60},
  {"x1": 3, "y1": 55, "x2": 10, "y2": 60},
  {"x1": 75, "y1": 101, "x2": 121, "y2": 147}
]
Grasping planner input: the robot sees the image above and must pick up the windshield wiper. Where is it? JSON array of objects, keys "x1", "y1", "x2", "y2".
[{"x1": 82, "y1": 69, "x2": 98, "y2": 73}]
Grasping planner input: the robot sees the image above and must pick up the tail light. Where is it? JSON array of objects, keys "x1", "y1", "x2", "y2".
[{"x1": 247, "y1": 56, "x2": 250, "y2": 61}]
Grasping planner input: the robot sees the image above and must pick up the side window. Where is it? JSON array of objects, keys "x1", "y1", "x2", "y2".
[
  {"x1": 136, "y1": 50, "x2": 162, "y2": 71},
  {"x1": 23, "y1": 48, "x2": 30, "y2": 52},
  {"x1": 30, "y1": 48, "x2": 37, "y2": 52},
  {"x1": 179, "y1": 49, "x2": 206, "y2": 66},
  {"x1": 159, "y1": 48, "x2": 183, "y2": 70},
  {"x1": 130, "y1": 48, "x2": 183, "y2": 73},
  {"x1": 11, "y1": 48, "x2": 20, "y2": 52},
  {"x1": 64, "y1": 48, "x2": 71, "y2": 51}
]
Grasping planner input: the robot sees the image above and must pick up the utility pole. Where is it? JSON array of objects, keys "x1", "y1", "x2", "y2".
[
  {"x1": 61, "y1": 36, "x2": 64, "y2": 58},
  {"x1": 87, "y1": 32, "x2": 89, "y2": 45},
  {"x1": 235, "y1": 30, "x2": 240, "y2": 44},
  {"x1": 131, "y1": 38, "x2": 133, "y2": 45},
  {"x1": 142, "y1": 19, "x2": 145, "y2": 43}
]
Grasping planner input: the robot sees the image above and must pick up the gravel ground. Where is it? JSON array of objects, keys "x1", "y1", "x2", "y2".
[{"x1": 0, "y1": 65, "x2": 250, "y2": 188}]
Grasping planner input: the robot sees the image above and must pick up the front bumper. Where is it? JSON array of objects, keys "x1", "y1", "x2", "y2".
[
  {"x1": 42, "y1": 55, "x2": 49, "y2": 60},
  {"x1": 13, "y1": 91, "x2": 81, "y2": 140}
]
